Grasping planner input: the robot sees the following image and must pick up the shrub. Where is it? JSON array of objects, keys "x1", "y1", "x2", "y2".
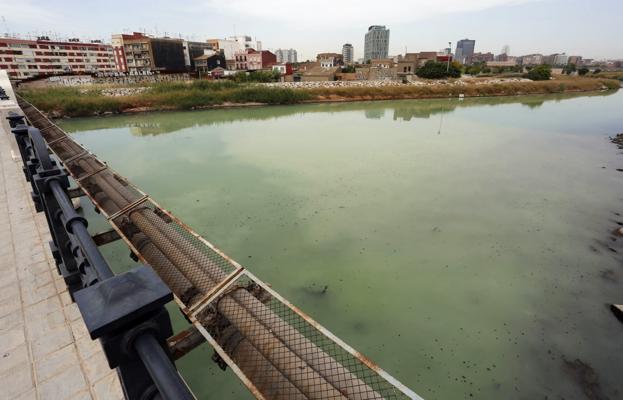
[
  {"x1": 578, "y1": 67, "x2": 589, "y2": 76},
  {"x1": 416, "y1": 61, "x2": 461, "y2": 79},
  {"x1": 526, "y1": 64, "x2": 552, "y2": 81}
]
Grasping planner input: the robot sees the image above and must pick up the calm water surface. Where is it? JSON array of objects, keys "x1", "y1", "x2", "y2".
[{"x1": 60, "y1": 91, "x2": 623, "y2": 400}]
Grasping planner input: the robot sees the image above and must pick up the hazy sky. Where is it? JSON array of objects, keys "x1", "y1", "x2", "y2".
[{"x1": 1, "y1": 0, "x2": 621, "y2": 60}]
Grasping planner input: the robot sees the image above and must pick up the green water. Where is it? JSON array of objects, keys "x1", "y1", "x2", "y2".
[{"x1": 59, "y1": 91, "x2": 623, "y2": 400}]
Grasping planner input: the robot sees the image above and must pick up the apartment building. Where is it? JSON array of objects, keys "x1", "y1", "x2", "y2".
[
  {"x1": 342, "y1": 43, "x2": 354, "y2": 65},
  {"x1": 112, "y1": 32, "x2": 186, "y2": 74},
  {"x1": 364, "y1": 25, "x2": 390, "y2": 62},
  {"x1": 0, "y1": 37, "x2": 115, "y2": 79},
  {"x1": 234, "y1": 49, "x2": 276, "y2": 70},
  {"x1": 275, "y1": 49, "x2": 298, "y2": 64}
]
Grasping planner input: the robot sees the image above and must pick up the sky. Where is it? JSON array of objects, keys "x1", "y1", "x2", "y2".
[{"x1": 0, "y1": 0, "x2": 621, "y2": 60}]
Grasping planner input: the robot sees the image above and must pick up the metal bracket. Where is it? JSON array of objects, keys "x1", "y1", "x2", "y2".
[
  {"x1": 76, "y1": 165, "x2": 108, "y2": 183},
  {"x1": 107, "y1": 195, "x2": 149, "y2": 221},
  {"x1": 92, "y1": 228, "x2": 122, "y2": 246}
]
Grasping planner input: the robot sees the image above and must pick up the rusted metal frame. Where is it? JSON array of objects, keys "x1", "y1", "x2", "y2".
[
  {"x1": 67, "y1": 187, "x2": 85, "y2": 198},
  {"x1": 39, "y1": 122, "x2": 58, "y2": 132},
  {"x1": 148, "y1": 198, "x2": 247, "y2": 272},
  {"x1": 76, "y1": 165, "x2": 108, "y2": 184},
  {"x1": 187, "y1": 267, "x2": 245, "y2": 315},
  {"x1": 106, "y1": 195, "x2": 150, "y2": 221},
  {"x1": 92, "y1": 228, "x2": 122, "y2": 246},
  {"x1": 47, "y1": 135, "x2": 70, "y2": 146},
  {"x1": 63, "y1": 149, "x2": 89, "y2": 164},
  {"x1": 167, "y1": 326, "x2": 207, "y2": 361},
  {"x1": 191, "y1": 319, "x2": 268, "y2": 400},
  {"x1": 244, "y1": 269, "x2": 423, "y2": 400}
]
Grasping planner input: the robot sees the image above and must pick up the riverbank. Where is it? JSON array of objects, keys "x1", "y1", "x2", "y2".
[{"x1": 17, "y1": 76, "x2": 620, "y2": 118}]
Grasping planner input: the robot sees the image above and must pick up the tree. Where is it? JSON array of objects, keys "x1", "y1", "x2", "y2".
[
  {"x1": 416, "y1": 60, "x2": 461, "y2": 79},
  {"x1": 562, "y1": 63, "x2": 576, "y2": 75},
  {"x1": 593, "y1": 68, "x2": 602, "y2": 75},
  {"x1": 341, "y1": 65, "x2": 356, "y2": 73},
  {"x1": 578, "y1": 67, "x2": 589, "y2": 76},
  {"x1": 526, "y1": 64, "x2": 552, "y2": 81}
]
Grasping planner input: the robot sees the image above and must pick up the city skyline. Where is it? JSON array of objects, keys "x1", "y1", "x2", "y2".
[{"x1": 0, "y1": 0, "x2": 621, "y2": 60}]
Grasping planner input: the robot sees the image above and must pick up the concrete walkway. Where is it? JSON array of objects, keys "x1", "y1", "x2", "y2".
[{"x1": 0, "y1": 88, "x2": 123, "y2": 398}]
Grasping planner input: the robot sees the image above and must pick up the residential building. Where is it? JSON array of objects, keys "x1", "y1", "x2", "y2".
[
  {"x1": 486, "y1": 60, "x2": 517, "y2": 68},
  {"x1": 519, "y1": 54, "x2": 543, "y2": 66},
  {"x1": 454, "y1": 39, "x2": 476, "y2": 64},
  {"x1": 568, "y1": 55, "x2": 582, "y2": 65},
  {"x1": 234, "y1": 49, "x2": 276, "y2": 70},
  {"x1": 275, "y1": 49, "x2": 298, "y2": 64},
  {"x1": 370, "y1": 58, "x2": 393, "y2": 69},
  {"x1": 207, "y1": 36, "x2": 262, "y2": 69},
  {"x1": 183, "y1": 41, "x2": 214, "y2": 70},
  {"x1": 364, "y1": 25, "x2": 390, "y2": 62},
  {"x1": 194, "y1": 52, "x2": 226, "y2": 73},
  {"x1": 112, "y1": 32, "x2": 186, "y2": 74},
  {"x1": 317, "y1": 52, "x2": 343, "y2": 68},
  {"x1": 0, "y1": 36, "x2": 115, "y2": 79},
  {"x1": 301, "y1": 66, "x2": 338, "y2": 81},
  {"x1": 553, "y1": 53, "x2": 569, "y2": 66},
  {"x1": 471, "y1": 52, "x2": 494, "y2": 63},
  {"x1": 342, "y1": 43, "x2": 354, "y2": 65},
  {"x1": 272, "y1": 63, "x2": 293, "y2": 75}
]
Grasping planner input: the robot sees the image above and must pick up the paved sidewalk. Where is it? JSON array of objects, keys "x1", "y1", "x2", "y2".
[{"x1": 0, "y1": 105, "x2": 123, "y2": 399}]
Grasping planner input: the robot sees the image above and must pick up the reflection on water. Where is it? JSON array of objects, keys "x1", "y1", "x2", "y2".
[
  {"x1": 60, "y1": 91, "x2": 616, "y2": 137},
  {"x1": 59, "y1": 91, "x2": 623, "y2": 400}
]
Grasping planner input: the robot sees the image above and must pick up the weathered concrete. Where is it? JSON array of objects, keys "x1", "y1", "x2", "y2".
[{"x1": 0, "y1": 78, "x2": 123, "y2": 399}]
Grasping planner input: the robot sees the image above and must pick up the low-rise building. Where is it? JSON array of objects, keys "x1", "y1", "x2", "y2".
[
  {"x1": 234, "y1": 49, "x2": 276, "y2": 70},
  {"x1": 486, "y1": 60, "x2": 517, "y2": 68},
  {"x1": 112, "y1": 32, "x2": 186, "y2": 74},
  {"x1": 301, "y1": 66, "x2": 339, "y2": 81},
  {"x1": 472, "y1": 52, "x2": 494, "y2": 63},
  {"x1": 317, "y1": 52, "x2": 343, "y2": 68},
  {"x1": 520, "y1": 54, "x2": 543, "y2": 66},
  {"x1": 194, "y1": 52, "x2": 226, "y2": 73},
  {"x1": 272, "y1": 63, "x2": 293, "y2": 75},
  {"x1": 0, "y1": 36, "x2": 115, "y2": 79}
]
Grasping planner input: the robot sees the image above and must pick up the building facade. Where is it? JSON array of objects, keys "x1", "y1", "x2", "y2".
[
  {"x1": 275, "y1": 49, "x2": 298, "y2": 64},
  {"x1": 342, "y1": 43, "x2": 354, "y2": 65},
  {"x1": 183, "y1": 41, "x2": 214, "y2": 70},
  {"x1": 455, "y1": 39, "x2": 476, "y2": 64},
  {"x1": 116, "y1": 33, "x2": 186, "y2": 74},
  {"x1": 0, "y1": 37, "x2": 115, "y2": 79},
  {"x1": 234, "y1": 49, "x2": 276, "y2": 70},
  {"x1": 364, "y1": 25, "x2": 390, "y2": 62},
  {"x1": 317, "y1": 52, "x2": 343, "y2": 68}
]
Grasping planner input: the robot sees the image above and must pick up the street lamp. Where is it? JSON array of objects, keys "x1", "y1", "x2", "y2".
[{"x1": 447, "y1": 41, "x2": 452, "y2": 73}]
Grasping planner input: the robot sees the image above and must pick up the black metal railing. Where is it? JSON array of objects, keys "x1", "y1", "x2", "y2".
[{"x1": 6, "y1": 111, "x2": 195, "y2": 400}]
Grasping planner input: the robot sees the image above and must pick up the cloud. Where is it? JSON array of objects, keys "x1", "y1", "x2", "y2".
[{"x1": 203, "y1": 0, "x2": 542, "y2": 27}]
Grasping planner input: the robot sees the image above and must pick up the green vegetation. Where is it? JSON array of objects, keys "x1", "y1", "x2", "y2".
[
  {"x1": 19, "y1": 80, "x2": 310, "y2": 117},
  {"x1": 526, "y1": 64, "x2": 552, "y2": 81},
  {"x1": 18, "y1": 76, "x2": 619, "y2": 118},
  {"x1": 232, "y1": 70, "x2": 281, "y2": 83},
  {"x1": 306, "y1": 77, "x2": 619, "y2": 100},
  {"x1": 416, "y1": 61, "x2": 462, "y2": 79},
  {"x1": 341, "y1": 65, "x2": 356, "y2": 73},
  {"x1": 578, "y1": 67, "x2": 589, "y2": 76},
  {"x1": 563, "y1": 63, "x2": 577, "y2": 75}
]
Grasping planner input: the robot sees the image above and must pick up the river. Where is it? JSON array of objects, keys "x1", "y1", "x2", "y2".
[{"x1": 59, "y1": 91, "x2": 623, "y2": 400}]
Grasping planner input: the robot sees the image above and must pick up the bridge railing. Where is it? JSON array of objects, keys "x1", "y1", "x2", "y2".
[{"x1": 6, "y1": 111, "x2": 195, "y2": 400}]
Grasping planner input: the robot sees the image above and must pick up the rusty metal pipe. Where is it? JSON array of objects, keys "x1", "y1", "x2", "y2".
[{"x1": 59, "y1": 135, "x2": 379, "y2": 399}]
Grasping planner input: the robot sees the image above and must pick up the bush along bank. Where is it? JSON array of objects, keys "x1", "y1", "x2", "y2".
[{"x1": 17, "y1": 77, "x2": 620, "y2": 118}]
